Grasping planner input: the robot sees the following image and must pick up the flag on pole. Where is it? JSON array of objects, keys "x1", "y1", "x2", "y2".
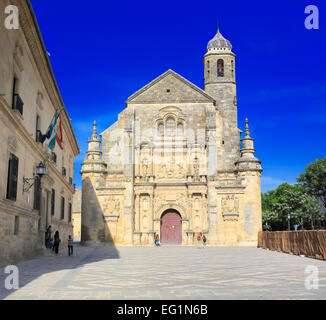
[
  {"x1": 56, "y1": 112, "x2": 63, "y2": 150},
  {"x1": 47, "y1": 112, "x2": 59, "y2": 150},
  {"x1": 39, "y1": 110, "x2": 64, "y2": 150}
]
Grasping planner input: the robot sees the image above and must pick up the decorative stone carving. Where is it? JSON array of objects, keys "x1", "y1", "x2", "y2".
[
  {"x1": 8, "y1": 136, "x2": 17, "y2": 151},
  {"x1": 156, "y1": 161, "x2": 185, "y2": 180},
  {"x1": 221, "y1": 195, "x2": 239, "y2": 213},
  {"x1": 193, "y1": 157, "x2": 200, "y2": 181},
  {"x1": 221, "y1": 195, "x2": 240, "y2": 221},
  {"x1": 103, "y1": 197, "x2": 120, "y2": 214}
]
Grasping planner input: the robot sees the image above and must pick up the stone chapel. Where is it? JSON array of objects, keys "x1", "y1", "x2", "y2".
[{"x1": 81, "y1": 28, "x2": 262, "y2": 246}]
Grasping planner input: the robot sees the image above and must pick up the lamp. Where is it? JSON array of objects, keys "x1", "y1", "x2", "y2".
[
  {"x1": 23, "y1": 161, "x2": 46, "y2": 193},
  {"x1": 36, "y1": 162, "x2": 46, "y2": 176}
]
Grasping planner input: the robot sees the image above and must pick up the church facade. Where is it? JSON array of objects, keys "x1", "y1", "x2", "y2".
[{"x1": 81, "y1": 28, "x2": 262, "y2": 246}]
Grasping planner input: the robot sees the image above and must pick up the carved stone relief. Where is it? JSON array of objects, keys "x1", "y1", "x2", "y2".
[
  {"x1": 103, "y1": 196, "x2": 121, "y2": 214},
  {"x1": 221, "y1": 195, "x2": 240, "y2": 221}
]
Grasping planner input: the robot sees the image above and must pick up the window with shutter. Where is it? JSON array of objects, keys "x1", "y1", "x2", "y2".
[
  {"x1": 33, "y1": 176, "x2": 41, "y2": 210},
  {"x1": 51, "y1": 189, "x2": 55, "y2": 216},
  {"x1": 61, "y1": 197, "x2": 65, "y2": 220},
  {"x1": 68, "y1": 203, "x2": 72, "y2": 222},
  {"x1": 6, "y1": 153, "x2": 19, "y2": 201}
]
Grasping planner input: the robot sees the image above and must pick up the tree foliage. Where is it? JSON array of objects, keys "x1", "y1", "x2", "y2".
[
  {"x1": 297, "y1": 156, "x2": 326, "y2": 208},
  {"x1": 262, "y1": 183, "x2": 323, "y2": 231}
]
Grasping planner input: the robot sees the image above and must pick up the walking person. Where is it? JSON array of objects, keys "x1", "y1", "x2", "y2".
[
  {"x1": 202, "y1": 234, "x2": 207, "y2": 247},
  {"x1": 67, "y1": 235, "x2": 74, "y2": 256},
  {"x1": 196, "y1": 233, "x2": 202, "y2": 248},
  {"x1": 53, "y1": 231, "x2": 61, "y2": 254},
  {"x1": 45, "y1": 225, "x2": 52, "y2": 248},
  {"x1": 156, "y1": 234, "x2": 160, "y2": 247}
]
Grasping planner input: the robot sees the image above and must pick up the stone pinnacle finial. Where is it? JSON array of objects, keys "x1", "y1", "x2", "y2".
[
  {"x1": 92, "y1": 120, "x2": 97, "y2": 133},
  {"x1": 244, "y1": 118, "x2": 250, "y2": 137}
]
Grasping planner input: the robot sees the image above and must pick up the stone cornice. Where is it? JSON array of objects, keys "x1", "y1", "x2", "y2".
[{"x1": 0, "y1": 199, "x2": 39, "y2": 219}]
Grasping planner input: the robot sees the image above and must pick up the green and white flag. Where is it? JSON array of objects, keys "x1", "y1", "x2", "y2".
[{"x1": 46, "y1": 112, "x2": 59, "y2": 150}]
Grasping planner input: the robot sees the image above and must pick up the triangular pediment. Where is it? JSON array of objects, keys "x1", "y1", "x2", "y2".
[{"x1": 126, "y1": 69, "x2": 215, "y2": 104}]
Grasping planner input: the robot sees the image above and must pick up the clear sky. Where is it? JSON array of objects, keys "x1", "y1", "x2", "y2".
[{"x1": 30, "y1": 0, "x2": 326, "y2": 193}]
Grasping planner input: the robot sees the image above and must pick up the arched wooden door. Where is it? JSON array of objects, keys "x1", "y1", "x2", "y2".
[{"x1": 160, "y1": 210, "x2": 182, "y2": 244}]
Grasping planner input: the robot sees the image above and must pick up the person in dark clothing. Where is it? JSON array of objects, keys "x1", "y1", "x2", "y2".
[
  {"x1": 67, "y1": 235, "x2": 74, "y2": 256},
  {"x1": 53, "y1": 231, "x2": 61, "y2": 254},
  {"x1": 45, "y1": 225, "x2": 52, "y2": 248},
  {"x1": 202, "y1": 234, "x2": 207, "y2": 247}
]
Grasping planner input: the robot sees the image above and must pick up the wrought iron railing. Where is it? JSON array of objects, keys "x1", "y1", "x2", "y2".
[{"x1": 12, "y1": 93, "x2": 24, "y2": 115}]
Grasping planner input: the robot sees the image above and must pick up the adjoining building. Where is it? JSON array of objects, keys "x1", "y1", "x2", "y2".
[
  {"x1": 0, "y1": 0, "x2": 79, "y2": 266},
  {"x1": 72, "y1": 190, "x2": 81, "y2": 241},
  {"x1": 81, "y1": 28, "x2": 262, "y2": 246}
]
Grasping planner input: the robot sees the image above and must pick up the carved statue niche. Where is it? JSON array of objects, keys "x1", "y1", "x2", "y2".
[
  {"x1": 142, "y1": 157, "x2": 149, "y2": 176},
  {"x1": 166, "y1": 160, "x2": 174, "y2": 178},
  {"x1": 140, "y1": 145, "x2": 152, "y2": 177},
  {"x1": 142, "y1": 215, "x2": 148, "y2": 230},
  {"x1": 157, "y1": 162, "x2": 166, "y2": 179},
  {"x1": 141, "y1": 195, "x2": 150, "y2": 212},
  {"x1": 176, "y1": 163, "x2": 185, "y2": 179},
  {"x1": 178, "y1": 193, "x2": 186, "y2": 204}
]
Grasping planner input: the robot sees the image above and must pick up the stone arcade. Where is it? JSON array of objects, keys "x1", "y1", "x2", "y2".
[{"x1": 81, "y1": 28, "x2": 262, "y2": 246}]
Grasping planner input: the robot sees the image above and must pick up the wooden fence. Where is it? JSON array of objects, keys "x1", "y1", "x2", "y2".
[{"x1": 258, "y1": 231, "x2": 326, "y2": 261}]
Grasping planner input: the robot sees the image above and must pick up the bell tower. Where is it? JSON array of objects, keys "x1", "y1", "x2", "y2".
[{"x1": 204, "y1": 27, "x2": 239, "y2": 170}]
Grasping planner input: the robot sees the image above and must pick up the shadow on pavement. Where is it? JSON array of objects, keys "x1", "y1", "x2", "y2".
[{"x1": 0, "y1": 243, "x2": 120, "y2": 300}]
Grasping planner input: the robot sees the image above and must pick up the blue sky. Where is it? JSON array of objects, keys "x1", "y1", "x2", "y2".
[{"x1": 30, "y1": 0, "x2": 326, "y2": 192}]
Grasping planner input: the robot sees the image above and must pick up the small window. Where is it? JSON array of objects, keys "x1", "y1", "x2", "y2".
[
  {"x1": 51, "y1": 189, "x2": 55, "y2": 216},
  {"x1": 207, "y1": 61, "x2": 210, "y2": 68},
  {"x1": 158, "y1": 123, "x2": 164, "y2": 136},
  {"x1": 36, "y1": 115, "x2": 42, "y2": 142},
  {"x1": 33, "y1": 176, "x2": 41, "y2": 210},
  {"x1": 217, "y1": 59, "x2": 224, "y2": 77},
  {"x1": 51, "y1": 152, "x2": 57, "y2": 163},
  {"x1": 68, "y1": 203, "x2": 72, "y2": 223},
  {"x1": 231, "y1": 60, "x2": 234, "y2": 77},
  {"x1": 6, "y1": 153, "x2": 19, "y2": 201},
  {"x1": 61, "y1": 197, "x2": 65, "y2": 220},
  {"x1": 177, "y1": 122, "x2": 183, "y2": 136},
  {"x1": 12, "y1": 77, "x2": 24, "y2": 115}
]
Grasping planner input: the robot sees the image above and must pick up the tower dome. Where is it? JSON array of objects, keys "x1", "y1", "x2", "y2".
[{"x1": 207, "y1": 29, "x2": 232, "y2": 52}]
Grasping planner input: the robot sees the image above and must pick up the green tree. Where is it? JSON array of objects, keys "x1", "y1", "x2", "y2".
[
  {"x1": 297, "y1": 156, "x2": 326, "y2": 209},
  {"x1": 261, "y1": 183, "x2": 323, "y2": 230},
  {"x1": 272, "y1": 188, "x2": 323, "y2": 230}
]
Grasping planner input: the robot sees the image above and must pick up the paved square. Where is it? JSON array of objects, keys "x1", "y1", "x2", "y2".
[{"x1": 0, "y1": 245, "x2": 325, "y2": 300}]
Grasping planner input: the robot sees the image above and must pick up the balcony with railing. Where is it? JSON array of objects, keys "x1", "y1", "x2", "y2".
[
  {"x1": 36, "y1": 129, "x2": 43, "y2": 143},
  {"x1": 12, "y1": 93, "x2": 24, "y2": 115}
]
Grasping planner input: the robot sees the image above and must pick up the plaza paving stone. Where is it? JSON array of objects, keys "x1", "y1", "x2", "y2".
[{"x1": 0, "y1": 244, "x2": 325, "y2": 300}]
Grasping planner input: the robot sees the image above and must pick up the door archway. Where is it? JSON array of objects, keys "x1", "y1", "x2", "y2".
[{"x1": 160, "y1": 209, "x2": 182, "y2": 244}]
